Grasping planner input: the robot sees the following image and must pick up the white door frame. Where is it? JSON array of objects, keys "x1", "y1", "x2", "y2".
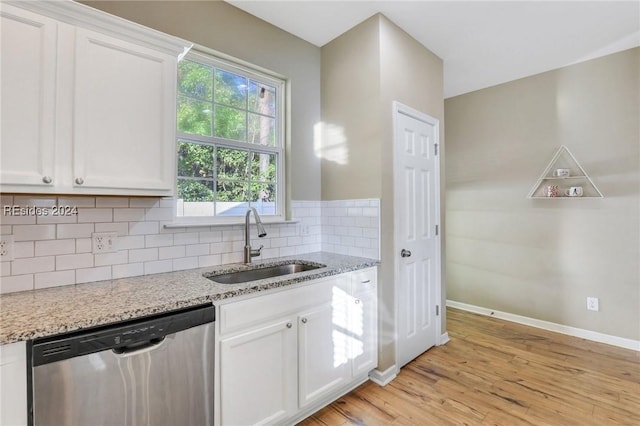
[{"x1": 392, "y1": 101, "x2": 443, "y2": 373}]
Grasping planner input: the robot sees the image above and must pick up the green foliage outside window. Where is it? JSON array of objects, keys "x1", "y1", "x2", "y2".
[{"x1": 176, "y1": 59, "x2": 280, "y2": 214}]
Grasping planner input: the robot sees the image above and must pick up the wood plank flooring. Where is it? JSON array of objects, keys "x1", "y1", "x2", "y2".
[{"x1": 298, "y1": 308, "x2": 640, "y2": 425}]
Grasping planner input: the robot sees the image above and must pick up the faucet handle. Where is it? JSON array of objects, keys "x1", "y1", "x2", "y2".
[{"x1": 250, "y1": 245, "x2": 264, "y2": 257}]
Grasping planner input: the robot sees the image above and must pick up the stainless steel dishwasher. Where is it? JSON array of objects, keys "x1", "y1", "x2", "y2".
[{"x1": 30, "y1": 304, "x2": 215, "y2": 426}]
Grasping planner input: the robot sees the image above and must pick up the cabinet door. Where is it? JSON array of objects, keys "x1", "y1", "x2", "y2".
[
  {"x1": 72, "y1": 27, "x2": 177, "y2": 195},
  {"x1": 298, "y1": 298, "x2": 351, "y2": 408},
  {"x1": 220, "y1": 318, "x2": 297, "y2": 426},
  {"x1": 351, "y1": 269, "x2": 378, "y2": 376},
  {"x1": 0, "y1": 4, "x2": 57, "y2": 191},
  {"x1": 0, "y1": 342, "x2": 28, "y2": 426}
]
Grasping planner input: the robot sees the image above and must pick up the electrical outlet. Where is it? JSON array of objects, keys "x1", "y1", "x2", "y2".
[
  {"x1": 92, "y1": 232, "x2": 118, "y2": 254},
  {"x1": 0, "y1": 236, "x2": 14, "y2": 261},
  {"x1": 587, "y1": 297, "x2": 599, "y2": 312}
]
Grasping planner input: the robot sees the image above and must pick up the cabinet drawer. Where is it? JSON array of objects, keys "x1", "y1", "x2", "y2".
[
  {"x1": 351, "y1": 267, "x2": 377, "y2": 297},
  {"x1": 219, "y1": 276, "x2": 339, "y2": 335}
]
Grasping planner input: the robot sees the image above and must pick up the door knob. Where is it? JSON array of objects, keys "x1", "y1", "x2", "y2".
[{"x1": 401, "y1": 249, "x2": 412, "y2": 258}]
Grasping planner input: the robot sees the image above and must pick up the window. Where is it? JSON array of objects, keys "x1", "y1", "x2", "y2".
[{"x1": 175, "y1": 51, "x2": 285, "y2": 221}]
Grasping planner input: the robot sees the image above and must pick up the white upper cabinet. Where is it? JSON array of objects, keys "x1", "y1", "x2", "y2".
[
  {"x1": 1, "y1": 4, "x2": 57, "y2": 189},
  {"x1": 0, "y1": 1, "x2": 191, "y2": 196}
]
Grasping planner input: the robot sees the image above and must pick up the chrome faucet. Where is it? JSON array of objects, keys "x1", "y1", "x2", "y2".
[{"x1": 244, "y1": 207, "x2": 267, "y2": 263}]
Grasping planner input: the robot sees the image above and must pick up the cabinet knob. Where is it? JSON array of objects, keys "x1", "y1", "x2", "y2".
[
  {"x1": 355, "y1": 299, "x2": 361, "y2": 305},
  {"x1": 286, "y1": 322, "x2": 292, "y2": 329},
  {"x1": 75, "y1": 177, "x2": 84, "y2": 185},
  {"x1": 301, "y1": 318, "x2": 307, "y2": 324},
  {"x1": 42, "y1": 176, "x2": 52, "y2": 184}
]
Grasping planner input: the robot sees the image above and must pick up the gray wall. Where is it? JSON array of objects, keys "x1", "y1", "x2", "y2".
[
  {"x1": 445, "y1": 48, "x2": 640, "y2": 341},
  {"x1": 321, "y1": 14, "x2": 444, "y2": 371},
  {"x1": 84, "y1": 1, "x2": 322, "y2": 202}
]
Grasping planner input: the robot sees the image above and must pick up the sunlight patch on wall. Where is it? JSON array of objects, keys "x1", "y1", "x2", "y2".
[{"x1": 314, "y1": 122, "x2": 349, "y2": 165}]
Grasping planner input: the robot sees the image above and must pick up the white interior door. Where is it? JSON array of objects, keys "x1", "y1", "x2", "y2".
[{"x1": 393, "y1": 102, "x2": 441, "y2": 369}]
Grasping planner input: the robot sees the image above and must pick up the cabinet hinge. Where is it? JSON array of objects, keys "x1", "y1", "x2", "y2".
[
  {"x1": 435, "y1": 224, "x2": 439, "y2": 236},
  {"x1": 436, "y1": 305, "x2": 440, "y2": 316},
  {"x1": 434, "y1": 143, "x2": 439, "y2": 156}
]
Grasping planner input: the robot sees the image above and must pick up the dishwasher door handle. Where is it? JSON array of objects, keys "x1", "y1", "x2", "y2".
[{"x1": 112, "y1": 337, "x2": 166, "y2": 357}]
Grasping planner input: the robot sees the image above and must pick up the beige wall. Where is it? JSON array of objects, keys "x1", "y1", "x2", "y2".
[
  {"x1": 445, "y1": 48, "x2": 640, "y2": 341},
  {"x1": 84, "y1": 1, "x2": 322, "y2": 201},
  {"x1": 321, "y1": 15, "x2": 445, "y2": 370}
]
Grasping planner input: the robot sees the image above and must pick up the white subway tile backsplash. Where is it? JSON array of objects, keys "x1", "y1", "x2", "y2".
[
  {"x1": 129, "y1": 248, "x2": 158, "y2": 263},
  {"x1": 13, "y1": 225, "x2": 56, "y2": 241},
  {"x1": 186, "y1": 244, "x2": 209, "y2": 257},
  {"x1": 129, "y1": 198, "x2": 160, "y2": 208},
  {"x1": 12, "y1": 196, "x2": 57, "y2": 208},
  {"x1": 95, "y1": 197, "x2": 129, "y2": 208},
  {"x1": 57, "y1": 224, "x2": 94, "y2": 239},
  {"x1": 58, "y1": 196, "x2": 95, "y2": 208},
  {"x1": 1, "y1": 196, "x2": 379, "y2": 293},
  {"x1": 198, "y1": 254, "x2": 221, "y2": 268},
  {"x1": 172, "y1": 257, "x2": 198, "y2": 271},
  {"x1": 95, "y1": 251, "x2": 128, "y2": 267},
  {"x1": 199, "y1": 231, "x2": 222, "y2": 243},
  {"x1": 35, "y1": 270, "x2": 75, "y2": 289},
  {"x1": 12, "y1": 256, "x2": 55, "y2": 275},
  {"x1": 112, "y1": 263, "x2": 144, "y2": 279},
  {"x1": 145, "y1": 234, "x2": 173, "y2": 248},
  {"x1": 145, "y1": 207, "x2": 173, "y2": 221},
  {"x1": 114, "y1": 208, "x2": 145, "y2": 222},
  {"x1": 13, "y1": 242, "x2": 34, "y2": 258},
  {"x1": 129, "y1": 221, "x2": 159, "y2": 235},
  {"x1": 76, "y1": 266, "x2": 111, "y2": 284},
  {"x1": 95, "y1": 222, "x2": 128, "y2": 236},
  {"x1": 35, "y1": 239, "x2": 76, "y2": 257},
  {"x1": 143, "y1": 260, "x2": 172, "y2": 275},
  {"x1": 56, "y1": 253, "x2": 93, "y2": 271},
  {"x1": 118, "y1": 236, "x2": 145, "y2": 250},
  {"x1": 159, "y1": 245, "x2": 186, "y2": 260},
  {"x1": 76, "y1": 238, "x2": 93, "y2": 253},
  {"x1": 36, "y1": 209, "x2": 78, "y2": 224},
  {"x1": 1, "y1": 274, "x2": 34, "y2": 293},
  {"x1": 77, "y1": 208, "x2": 113, "y2": 223}
]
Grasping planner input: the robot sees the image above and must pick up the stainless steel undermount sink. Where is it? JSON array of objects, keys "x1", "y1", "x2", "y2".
[{"x1": 205, "y1": 262, "x2": 325, "y2": 284}]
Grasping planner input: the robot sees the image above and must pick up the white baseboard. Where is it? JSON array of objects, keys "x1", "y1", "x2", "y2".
[
  {"x1": 439, "y1": 332, "x2": 450, "y2": 345},
  {"x1": 369, "y1": 365, "x2": 397, "y2": 386},
  {"x1": 447, "y1": 300, "x2": 640, "y2": 352}
]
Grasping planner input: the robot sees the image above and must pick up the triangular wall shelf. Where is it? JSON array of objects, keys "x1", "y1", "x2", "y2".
[{"x1": 527, "y1": 145, "x2": 604, "y2": 198}]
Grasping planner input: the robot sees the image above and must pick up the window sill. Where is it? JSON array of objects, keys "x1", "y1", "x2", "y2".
[{"x1": 163, "y1": 218, "x2": 299, "y2": 229}]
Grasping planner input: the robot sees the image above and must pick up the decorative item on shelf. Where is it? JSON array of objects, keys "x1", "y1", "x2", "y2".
[
  {"x1": 565, "y1": 186, "x2": 583, "y2": 197},
  {"x1": 553, "y1": 168, "x2": 570, "y2": 178},
  {"x1": 527, "y1": 145, "x2": 604, "y2": 198},
  {"x1": 543, "y1": 185, "x2": 559, "y2": 197}
]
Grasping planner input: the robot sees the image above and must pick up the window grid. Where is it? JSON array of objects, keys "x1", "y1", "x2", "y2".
[{"x1": 176, "y1": 52, "x2": 284, "y2": 221}]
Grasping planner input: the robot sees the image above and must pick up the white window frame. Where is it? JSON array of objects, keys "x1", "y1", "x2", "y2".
[{"x1": 174, "y1": 49, "x2": 286, "y2": 225}]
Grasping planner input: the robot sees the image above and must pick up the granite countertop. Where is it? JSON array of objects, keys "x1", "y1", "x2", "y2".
[{"x1": 0, "y1": 252, "x2": 378, "y2": 344}]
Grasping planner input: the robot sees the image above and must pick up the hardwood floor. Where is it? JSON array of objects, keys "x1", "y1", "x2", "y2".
[{"x1": 298, "y1": 308, "x2": 640, "y2": 425}]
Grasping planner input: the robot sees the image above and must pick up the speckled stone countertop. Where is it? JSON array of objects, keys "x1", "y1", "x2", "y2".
[{"x1": 0, "y1": 252, "x2": 378, "y2": 344}]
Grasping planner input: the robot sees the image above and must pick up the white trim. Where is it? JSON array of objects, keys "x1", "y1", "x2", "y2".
[
  {"x1": 369, "y1": 365, "x2": 397, "y2": 386},
  {"x1": 392, "y1": 101, "x2": 442, "y2": 368},
  {"x1": 447, "y1": 300, "x2": 640, "y2": 351},
  {"x1": 439, "y1": 332, "x2": 450, "y2": 345}
]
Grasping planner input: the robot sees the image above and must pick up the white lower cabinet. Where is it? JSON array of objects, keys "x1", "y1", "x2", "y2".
[
  {"x1": 0, "y1": 341, "x2": 28, "y2": 426},
  {"x1": 220, "y1": 318, "x2": 297, "y2": 426},
  {"x1": 218, "y1": 268, "x2": 378, "y2": 426}
]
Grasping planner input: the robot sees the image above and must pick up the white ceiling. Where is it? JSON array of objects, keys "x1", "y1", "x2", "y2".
[{"x1": 226, "y1": 1, "x2": 640, "y2": 98}]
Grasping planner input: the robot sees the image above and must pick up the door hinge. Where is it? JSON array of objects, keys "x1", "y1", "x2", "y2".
[
  {"x1": 435, "y1": 224, "x2": 439, "y2": 236},
  {"x1": 434, "y1": 143, "x2": 439, "y2": 156},
  {"x1": 436, "y1": 305, "x2": 440, "y2": 316}
]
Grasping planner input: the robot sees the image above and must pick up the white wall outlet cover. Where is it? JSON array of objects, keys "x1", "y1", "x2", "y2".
[
  {"x1": 0, "y1": 235, "x2": 15, "y2": 261},
  {"x1": 586, "y1": 297, "x2": 599, "y2": 312},
  {"x1": 92, "y1": 232, "x2": 118, "y2": 254}
]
